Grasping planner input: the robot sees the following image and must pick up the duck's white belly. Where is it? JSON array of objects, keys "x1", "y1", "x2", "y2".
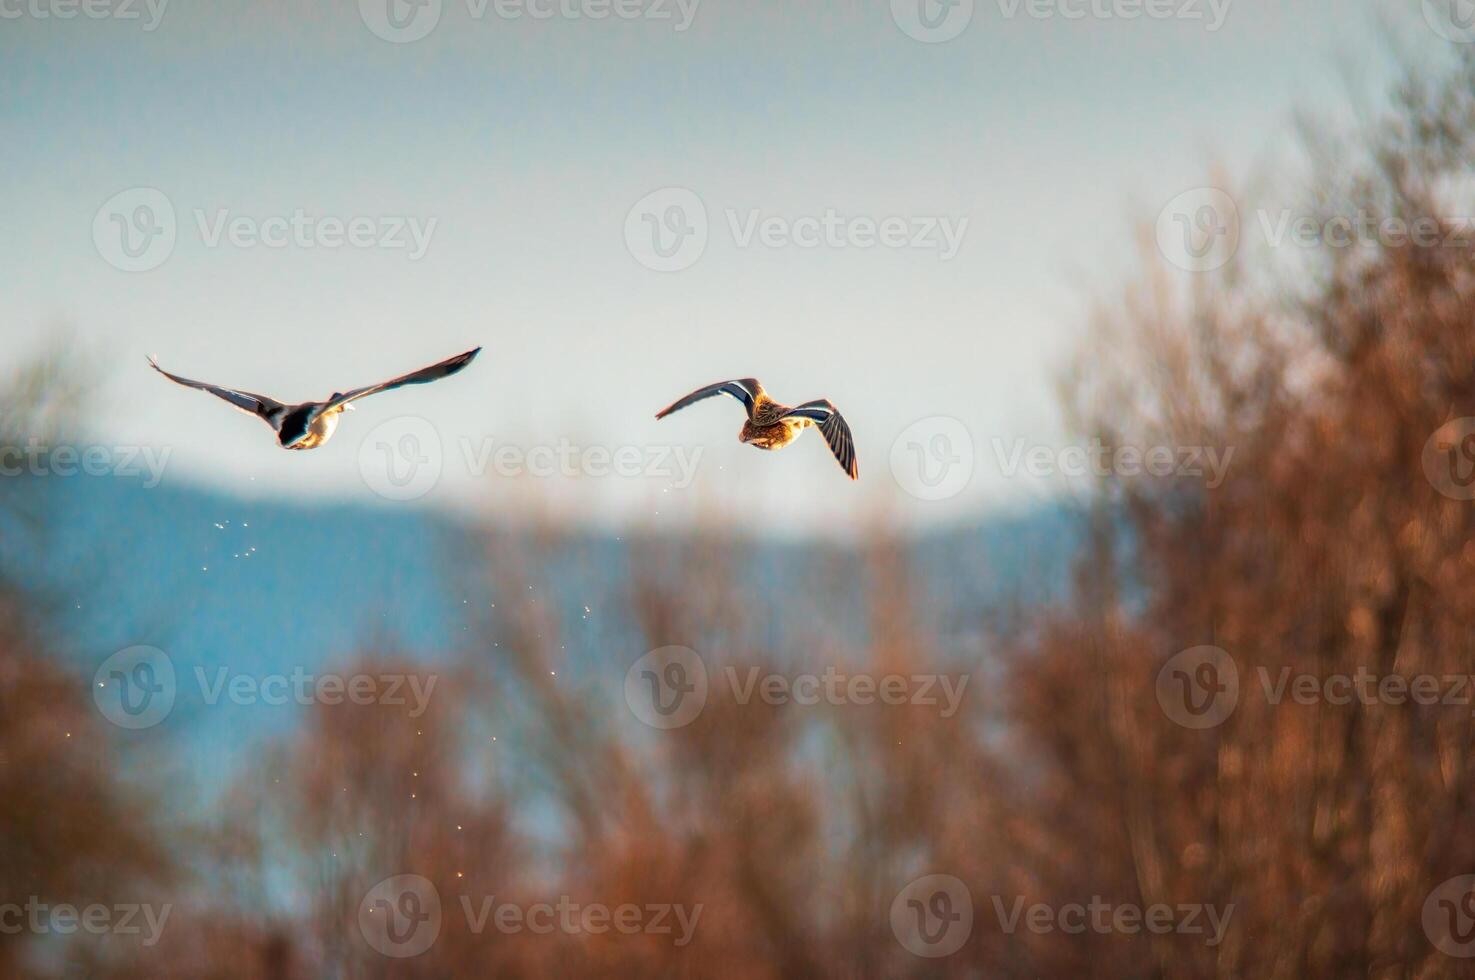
[{"x1": 296, "y1": 409, "x2": 341, "y2": 450}]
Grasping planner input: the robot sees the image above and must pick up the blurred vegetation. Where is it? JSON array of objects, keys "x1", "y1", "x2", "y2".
[{"x1": 0, "y1": 341, "x2": 176, "y2": 979}]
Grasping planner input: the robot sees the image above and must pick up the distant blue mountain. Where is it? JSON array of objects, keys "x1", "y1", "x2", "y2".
[{"x1": 1, "y1": 471, "x2": 1083, "y2": 804}]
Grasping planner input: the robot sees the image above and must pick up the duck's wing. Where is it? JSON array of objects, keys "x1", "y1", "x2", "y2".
[
  {"x1": 781, "y1": 399, "x2": 858, "y2": 480},
  {"x1": 147, "y1": 356, "x2": 285, "y2": 428},
  {"x1": 655, "y1": 379, "x2": 762, "y2": 420},
  {"x1": 325, "y1": 346, "x2": 482, "y2": 410}
]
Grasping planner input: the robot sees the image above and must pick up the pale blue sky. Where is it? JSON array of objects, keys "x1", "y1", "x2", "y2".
[{"x1": 0, "y1": 0, "x2": 1427, "y2": 532}]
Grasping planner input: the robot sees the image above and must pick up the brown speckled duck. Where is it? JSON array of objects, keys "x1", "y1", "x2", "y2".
[
  {"x1": 148, "y1": 346, "x2": 481, "y2": 450},
  {"x1": 656, "y1": 378, "x2": 858, "y2": 480}
]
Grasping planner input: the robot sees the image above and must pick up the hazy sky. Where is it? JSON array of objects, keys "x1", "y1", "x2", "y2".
[{"x1": 1, "y1": 0, "x2": 1428, "y2": 532}]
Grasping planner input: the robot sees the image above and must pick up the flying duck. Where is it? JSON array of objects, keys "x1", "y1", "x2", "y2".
[
  {"x1": 148, "y1": 346, "x2": 481, "y2": 450},
  {"x1": 655, "y1": 378, "x2": 858, "y2": 479}
]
